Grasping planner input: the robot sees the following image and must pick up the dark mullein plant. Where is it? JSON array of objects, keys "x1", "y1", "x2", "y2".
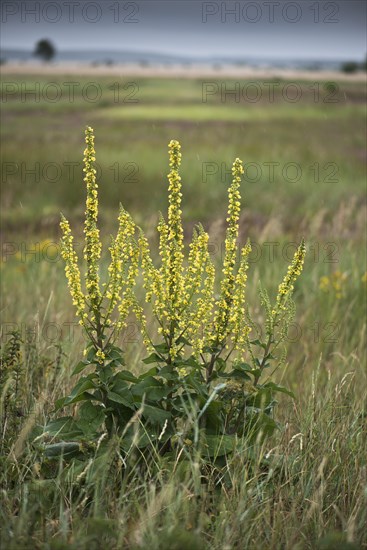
[
  {"x1": 43, "y1": 127, "x2": 305, "y2": 464},
  {"x1": 135, "y1": 140, "x2": 305, "y2": 457},
  {"x1": 47, "y1": 127, "x2": 140, "y2": 448},
  {"x1": 0, "y1": 330, "x2": 23, "y2": 455}
]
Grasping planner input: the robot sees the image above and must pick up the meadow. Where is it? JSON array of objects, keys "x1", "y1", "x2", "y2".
[{"x1": 1, "y1": 73, "x2": 366, "y2": 549}]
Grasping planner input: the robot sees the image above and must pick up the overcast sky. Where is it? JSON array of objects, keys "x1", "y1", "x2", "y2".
[{"x1": 1, "y1": 0, "x2": 366, "y2": 60}]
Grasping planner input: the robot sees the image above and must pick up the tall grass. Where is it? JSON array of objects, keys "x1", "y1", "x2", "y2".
[
  {"x1": 1, "y1": 353, "x2": 366, "y2": 549},
  {"x1": 1, "y1": 239, "x2": 366, "y2": 549}
]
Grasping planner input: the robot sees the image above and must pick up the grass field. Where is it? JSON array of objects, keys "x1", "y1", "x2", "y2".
[{"x1": 1, "y1": 74, "x2": 366, "y2": 549}]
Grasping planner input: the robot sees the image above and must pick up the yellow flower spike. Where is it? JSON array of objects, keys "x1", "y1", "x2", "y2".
[
  {"x1": 185, "y1": 225, "x2": 208, "y2": 300},
  {"x1": 213, "y1": 157, "x2": 244, "y2": 343},
  {"x1": 183, "y1": 226, "x2": 216, "y2": 355},
  {"x1": 167, "y1": 140, "x2": 185, "y2": 314},
  {"x1": 231, "y1": 241, "x2": 252, "y2": 351},
  {"x1": 60, "y1": 214, "x2": 86, "y2": 323},
  {"x1": 139, "y1": 230, "x2": 165, "y2": 315},
  {"x1": 137, "y1": 142, "x2": 218, "y2": 365},
  {"x1": 83, "y1": 126, "x2": 102, "y2": 308},
  {"x1": 157, "y1": 214, "x2": 170, "y2": 306},
  {"x1": 107, "y1": 206, "x2": 138, "y2": 323},
  {"x1": 189, "y1": 256, "x2": 216, "y2": 356},
  {"x1": 276, "y1": 238, "x2": 306, "y2": 310}
]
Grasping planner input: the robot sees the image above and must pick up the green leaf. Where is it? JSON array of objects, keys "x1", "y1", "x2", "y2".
[
  {"x1": 107, "y1": 391, "x2": 135, "y2": 410},
  {"x1": 204, "y1": 400, "x2": 225, "y2": 432},
  {"x1": 111, "y1": 377, "x2": 128, "y2": 392},
  {"x1": 142, "y1": 404, "x2": 171, "y2": 425},
  {"x1": 113, "y1": 370, "x2": 138, "y2": 382},
  {"x1": 231, "y1": 371, "x2": 250, "y2": 381},
  {"x1": 138, "y1": 367, "x2": 158, "y2": 379},
  {"x1": 250, "y1": 339, "x2": 267, "y2": 350},
  {"x1": 103, "y1": 357, "x2": 117, "y2": 367},
  {"x1": 158, "y1": 365, "x2": 177, "y2": 381},
  {"x1": 44, "y1": 417, "x2": 83, "y2": 439},
  {"x1": 247, "y1": 387, "x2": 273, "y2": 409},
  {"x1": 77, "y1": 402, "x2": 105, "y2": 436},
  {"x1": 120, "y1": 431, "x2": 157, "y2": 451},
  {"x1": 44, "y1": 441, "x2": 82, "y2": 459},
  {"x1": 153, "y1": 342, "x2": 169, "y2": 354},
  {"x1": 72, "y1": 360, "x2": 91, "y2": 376},
  {"x1": 55, "y1": 396, "x2": 67, "y2": 411},
  {"x1": 64, "y1": 376, "x2": 96, "y2": 406},
  {"x1": 170, "y1": 394, "x2": 198, "y2": 414},
  {"x1": 244, "y1": 410, "x2": 278, "y2": 439},
  {"x1": 86, "y1": 347, "x2": 98, "y2": 363},
  {"x1": 55, "y1": 391, "x2": 99, "y2": 411},
  {"x1": 204, "y1": 434, "x2": 236, "y2": 457},
  {"x1": 215, "y1": 357, "x2": 226, "y2": 371},
  {"x1": 233, "y1": 362, "x2": 253, "y2": 372},
  {"x1": 219, "y1": 370, "x2": 251, "y2": 381},
  {"x1": 131, "y1": 377, "x2": 171, "y2": 401},
  {"x1": 107, "y1": 348, "x2": 125, "y2": 361},
  {"x1": 263, "y1": 382, "x2": 295, "y2": 399},
  {"x1": 184, "y1": 373, "x2": 208, "y2": 398},
  {"x1": 252, "y1": 368, "x2": 262, "y2": 378},
  {"x1": 176, "y1": 356, "x2": 200, "y2": 369},
  {"x1": 143, "y1": 352, "x2": 163, "y2": 365},
  {"x1": 99, "y1": 366, "x2": 113, "y2": 384}
]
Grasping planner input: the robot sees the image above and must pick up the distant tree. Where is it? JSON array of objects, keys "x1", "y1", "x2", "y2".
[
  {"x1": 340, "y1": 61, "x2": 359, "y2": 74},
  {"x1": 34, "y1": 39, "x2": 56, "y2": 62}
]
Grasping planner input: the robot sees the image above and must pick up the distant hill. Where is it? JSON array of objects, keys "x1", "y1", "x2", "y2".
[{"x1": 1, "y1": 48, "x2": 348, "y2": 71}]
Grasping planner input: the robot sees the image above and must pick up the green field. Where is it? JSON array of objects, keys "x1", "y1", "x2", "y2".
[{"x1": 1, "y1": 75, "x2": 366, "y2": 549}]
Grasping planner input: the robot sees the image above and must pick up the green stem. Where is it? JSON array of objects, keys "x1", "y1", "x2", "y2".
[{"x1": 254, "y1": 333, "x2": 273, "y2": 386}]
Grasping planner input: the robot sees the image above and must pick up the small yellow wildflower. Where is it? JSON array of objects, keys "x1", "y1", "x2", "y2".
[
  {"x1": 96, "y1": 348, "x2": 105, "y2": 364},
  {"x1": 178, "y1": 366, "x2": 189, "y2": 378},
  {"x1": 319, "y1": 271, "x2": 347, "y2": 299}
]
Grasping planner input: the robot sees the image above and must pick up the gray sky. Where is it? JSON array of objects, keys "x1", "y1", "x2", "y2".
[{"x1": 1, "y1": 0, "x2": 366, "y2": 60}]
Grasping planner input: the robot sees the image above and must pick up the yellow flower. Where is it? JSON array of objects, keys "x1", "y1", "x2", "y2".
[
  {"x1": 96, "y1": 348, "x2": 105, "y2": 364},
  {"x1": 276, "y1": 239, "x2": 306, "y2": 311},
  {"x1": 60, "y1": 215, "x2": 86, "y2": 323},
  {"x1": 83, "y1": 126, "x2": 102, "y2": 307},
  {"x1": 213, "y1": 158, "x2": 244, "y2": 343},
  {"x1": 319, "y1": 271, "x2": 347, "y2": 299},
  {"x1": 230, "y1": 241, "x2": 252, "y2": 351},
  {"x1": 178, "y1": 366, "x2": 188, "y2": 378},
  {"x1": 107, "y1": 206, "x2": 138, "y2": 329},
  {"x1": 166, "y1": 140, "x2": 185, "y2": 315},
  {"x1": 60, "y1": 127, "x2": 140, "y2": 347},
  {"x1": 184, "y1": 226, "x2": 216, "y2": 355},
  {"x1": 319, "y1": 275, "x2": 330, "y2": 292}
]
